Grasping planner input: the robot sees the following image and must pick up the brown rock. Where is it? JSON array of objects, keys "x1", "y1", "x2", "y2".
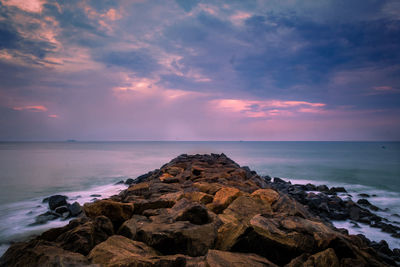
[
  {"x1": 251, "y1": 189, "x2": 280, "y2": 204},
  {"x1": 117, "y1": 215, "x2": 149, "y2": 239},
  {"x1": 88, "y1": 235, "x2": 158, "y2": 265},
  {"x1": 216, "y1": 195, "x2": 273, "y2": 250},
  {"x1": 207, "y1": 187, "x2": 242, "y2": 213},
  {"x1": 56, "y1": 216, "x2": 114, "y2": 255},
  {"x1": 0, "y1": 241, "x2": 90, "y2": 266},
  {"x1": 229, "y1": 214, "x2": 338, "y2": 265},
  {"x1": 179, "y1": 191, "x2": 214, "y2": 205},
  {"x1": 193, "y1": 182, "x2": 222, "y2": 195},
  {"x1": 206, "y1": 249, "x2": 278, "y2": 267},
  {"x1": 126, "y1": 182, "x2": 150, "y2": 196},
  {"x1": 133, "y1": 198, "x2": 175, "y2": 214},
  {"x1": 83, "y1": 200, "x2": 133, "y2": 228},
  {"x1": 303, "y1": 248, "x2": 340, "y2": 267}
]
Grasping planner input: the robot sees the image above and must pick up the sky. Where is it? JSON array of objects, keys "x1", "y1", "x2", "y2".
[{"x1": 0, "y1": 0, "x2": 399, "y2": 141}]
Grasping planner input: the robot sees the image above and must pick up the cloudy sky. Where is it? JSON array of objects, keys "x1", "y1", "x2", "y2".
[{"x1": 0, "y1": 0, "x2": 399, "y2": 141}]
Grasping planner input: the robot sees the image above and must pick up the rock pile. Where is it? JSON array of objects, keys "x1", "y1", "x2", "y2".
[{"x1": 1, "y1": 154, "x2": 398, "y2": 266}]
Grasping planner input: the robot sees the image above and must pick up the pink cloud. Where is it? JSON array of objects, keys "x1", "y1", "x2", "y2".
[
  {"x1": 210, "y1": 98, "x2": 326, "y2": 119},
  {"x1": 48, "y1": 114, "x2": 59, "y2": 118},
  {"x1": 1, "y1": 0, "x2": 46, "y2": 13},
  {"x1": 13, "y1": 105, "x2": 48, "y2": 112}
]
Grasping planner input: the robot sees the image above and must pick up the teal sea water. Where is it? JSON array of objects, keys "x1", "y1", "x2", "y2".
[{"x1": 0, "y1": 141, "x2": 399, "y2": 253}]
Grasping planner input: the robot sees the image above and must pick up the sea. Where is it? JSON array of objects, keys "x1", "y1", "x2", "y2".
[{"x1": 0, "y1": 141, "x2": 399, "y2": 256}]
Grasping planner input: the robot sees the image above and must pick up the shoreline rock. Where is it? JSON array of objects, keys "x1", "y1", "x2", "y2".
[{"x1": 1, "y1": 153, "x2": 399, "y2": 266}]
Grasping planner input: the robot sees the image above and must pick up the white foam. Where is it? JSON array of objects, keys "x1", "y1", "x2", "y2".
[
  {"x1": 0, "y1": 182, "x2": 127, "y2": 257},
  {"x1": 332, "y1": 220, "x2": 400, "y2": 250}
]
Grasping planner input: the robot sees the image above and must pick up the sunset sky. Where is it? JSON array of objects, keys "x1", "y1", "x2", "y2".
[{"x1": 0, "y1": 0, "x2": 399, "y2": 141}]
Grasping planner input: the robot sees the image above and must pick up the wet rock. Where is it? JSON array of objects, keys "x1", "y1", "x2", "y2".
[
  {"x1": 114, "y1": 180, "x2": 124, "y2": 185},
  {"x1": 55, "y1": 205, "x2": 69, "y2": 215},
  {"x1": 31, "y1": 211, "x2": 60, "y2": 225},
  {"x1": 68, "y1": 201, "x2": 82, "y2": 217},
  {"x1": 90, "y1": 194, "x2": 101, "y2": 197},
  {"x1": 328, "y1": 187, "x2": 347, "y2": 194},
  {"x1": 316, "y1": 185, "x2": 329, "y2": 192},
  {"x1": 124, "y1": 178, "x2": 134, "y2": 185},
  {"x1": 357, "y1": 198, "x2": 371, "y2": 206},
  {"x1": 48, "y1": 195, "x2": 68, "y2": 210},
  {"x1": 358, "y1": 193, "x2": 370, "y2": 198},
  {"x1": 205, "y1": 249, "x2": 277, "y2": 267}
]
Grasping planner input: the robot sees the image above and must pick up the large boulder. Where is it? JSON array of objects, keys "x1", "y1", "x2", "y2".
[
  {"x1": 207, "y1": 187, "x2": 242, "y2": 213},
  {"x1": 47, "y1": 195, "x2": 68, "y2": 210},
  {"x1": 0, "y1": 241, "x2": 90, "y2": 266},
  {"x1": 205, "y1": 249, "x2": 277, "y2": 267},
  {"x1": 83, "y1": 200, "x2": 133, "y2": 228}
]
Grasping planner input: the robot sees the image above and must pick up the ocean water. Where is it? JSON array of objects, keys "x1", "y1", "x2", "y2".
[{"x1": 0, "y1": 141, "x2": 399, "y2": 255}]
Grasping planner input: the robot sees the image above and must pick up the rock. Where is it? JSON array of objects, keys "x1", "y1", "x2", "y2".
[
  {"x1": 358, "y1": 193, "x2": 370, "y2": 198},
  {"x1": 205, "y1": 249, "x2": 277, "y2": 267},
  {"x1": 88, "y1": 235, "x2": 156, "y2": 265},
  {"x1": 55, "y1": 205, "x2": 69, "y2": 215},
  {"x1": 207, "y1": 187, "x2": 242, "y2": 213},
  {"x1": 328, "y1": 187, "x2": 347, "y2": 194},
  {"x1": 303, "y1": 248, "x2": 339, "y2": 267},
  {"x1": 57, "y1": 216, "x2": 114, "y2": 255},
  {"x1": 230, "y1": 214, "x2": 338, "y2": 265},
  {"x1": 172, "y1": 199, "x2": 211, "y2": 225},
  {"x1": 83, "y1": 200, "x2": 133, "y2": 228},
  {"x1": 316, "y1": 185, "x2": 329, "y2": 192},
  {"x1": 132, "y1": 198, "x2": 175, "y2": 214},
  {"x1": 48, "y1": 195, "x2": 68, "y2": 210},
  {"x1": 31, "y1": 211, "x2": 60, "y2": 225},
  {"x1": 89, "y1": 235, "x2": 194, "y2": 266},
  {"x1": 90, "y1": 194, "x2": 101, "y2": 197},
  {"x1": 125, "y1": 178, "x2": 134, "y2": 185},
  {"x1": 115, "y1": 180, "x2": 124, "y2": 185},
  {"x1": 193, "y1": 182, "x2": 222, "y2": 195},
  {"x1": 179, "y1": 191, "x2": 214, "y2": 205},
  {"x1": 273, "y1": 177, "x2": 287, "y2": 184},
  {"x1": 117, "y1": 215, "x2": 148, "y2": 239},
  {"x1": 305, "y1": 183, "x2": 317, "y2": 191},
  {"x1": 357, "y1": 199, "x2": 371, "y2": 206},
  {"x1": 251, "y1": 189, "x2": 279, "y2": 204},
  {"x1": 68, "y1": 201, "x2": 82, "y2": 217},
  {"x1": 0, "y1": 241, "x2": 90, "y2": 266}
]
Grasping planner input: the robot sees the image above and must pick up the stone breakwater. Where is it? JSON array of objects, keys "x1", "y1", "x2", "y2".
[{"x1": 0, "y1": 153, "x2": 399, "y2": 266}]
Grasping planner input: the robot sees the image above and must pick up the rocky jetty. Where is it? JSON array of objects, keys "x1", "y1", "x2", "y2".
[{"x1": 1, "y1": 154, "x2": 399, "y2": 266}]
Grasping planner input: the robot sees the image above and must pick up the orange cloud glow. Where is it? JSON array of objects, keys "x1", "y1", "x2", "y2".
[{"x1": 13, "y1": 105, "x2": 48, "y2": 112}]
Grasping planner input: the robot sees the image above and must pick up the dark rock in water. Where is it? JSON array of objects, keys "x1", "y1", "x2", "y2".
[
  {"x1": 262, "y1": 175, "x2": 272, "y2": 182},
  {"x1": 90, "y1": 194, "x2": 101, "y2": 197},
  {"x1": 124, "y1": 178, "x2": 134, "y2": 185},
  {"x1": 31, "y1": 211, "x2": 60, "y2": 225},
  {"x1": 115, "y1": 180, "x2": 124, "y2": 185},
  {"x1": 358, "y1": 193, "x2": 370, "y2": 198},
  {"x1": 55, "y1": 205, "x2": 69, "y2": 215},
  {"x1": 357, "y1": 198, "x2": 371, "y2": 206},
  {"x1": 305, "y1": 183, "x2": 317, "y2": 191},
  {"x1": 273, "y1": 177, "x2": 287, "y2": 184},
  {"x1": 316, "y1": 184, "x2": 329, "y2": 192},
  {"x1": 68, "y1": 202, "x2": 82, "y2": 217},
  {"x1": 48, "y1": 195, "x2": 68, "y2": 210},
  {"x1": 328, "y1": 187, "x2": 347, "y2": 194}
]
